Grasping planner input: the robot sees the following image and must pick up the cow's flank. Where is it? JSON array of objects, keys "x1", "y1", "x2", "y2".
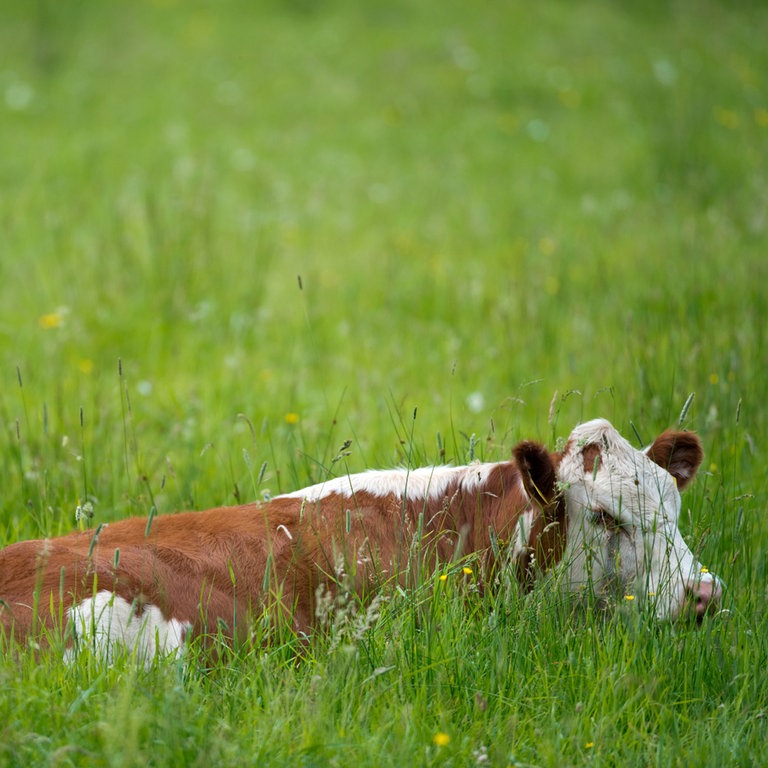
[{"x1": 0, "y1": 419, "x2": 721, "y2": 661}]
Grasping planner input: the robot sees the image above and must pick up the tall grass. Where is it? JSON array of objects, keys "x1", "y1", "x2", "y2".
[{"x1": 1, "y1": 0, "x2": 767, "y2": 764}]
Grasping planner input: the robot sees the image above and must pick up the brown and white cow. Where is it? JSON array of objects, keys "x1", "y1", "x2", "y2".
[{"x1": 0, "y1": 419, "x2": 721, "y2": 661}]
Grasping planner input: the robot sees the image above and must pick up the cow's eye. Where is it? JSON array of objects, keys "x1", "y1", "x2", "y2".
[{"x1": 591, "y1": 507, "x2": 620, "y2": 530}]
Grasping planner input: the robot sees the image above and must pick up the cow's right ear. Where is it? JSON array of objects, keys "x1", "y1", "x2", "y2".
[{"x1": 513, "y1": 441, "x2": 557, "y2": 507}]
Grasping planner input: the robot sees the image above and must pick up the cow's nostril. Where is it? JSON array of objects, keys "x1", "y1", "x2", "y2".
[{"x1": 685, "y1": 577, "x2": 722, "y2": 619}]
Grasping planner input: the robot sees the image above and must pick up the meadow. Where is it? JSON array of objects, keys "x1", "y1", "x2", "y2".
[{"x1": 1, "y1": 0, "x2": 767, "y2": 764}]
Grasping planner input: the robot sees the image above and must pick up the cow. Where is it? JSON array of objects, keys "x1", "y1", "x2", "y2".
[{"x1": 0, "y1": 418, "x2": 721, "y2": 662}]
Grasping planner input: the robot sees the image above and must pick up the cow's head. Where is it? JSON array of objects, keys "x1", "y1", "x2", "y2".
[{"x1": 554, "y1": 418, "x2": 721, "y2": 621}]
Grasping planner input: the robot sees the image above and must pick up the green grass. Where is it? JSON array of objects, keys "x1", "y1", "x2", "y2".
[{"x1": 1, "y1": 0, "x2": 767, "y2": 764}]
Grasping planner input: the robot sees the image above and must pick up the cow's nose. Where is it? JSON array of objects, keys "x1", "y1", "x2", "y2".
[{"x1": 684, "y1": 577, "x2": 722, "y2": 619}]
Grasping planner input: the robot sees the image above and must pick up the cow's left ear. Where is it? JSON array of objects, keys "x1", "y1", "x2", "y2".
[
  {"x1": 513, "y1": 441, "x2": 557, "y2": 506},
  {"x1": 645, "y1": 429, "x2": 703, "y2": 491}
]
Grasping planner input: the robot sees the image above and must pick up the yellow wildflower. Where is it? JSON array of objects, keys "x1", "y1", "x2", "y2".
[
  {"x1": 284, "y1": 412, "x2": 300, "y2": 425},
  {"x1": 714, "y1": 108, "x2": 740, "y2": 129},
  {"x1": 585, "y1": 742, "x2": 595, "y2": 749},
  {"x1": 624, "y1": 595, "x2": 635, "y2": 601},
  {"x1": 538, "y1": 236, "x2": 557, "y2": 256},
  {"x1": 700, "y1": 567, "x2": 709, "y2": 574},
  {"x1": 433, "y1": 732, "x2": 450, "y2": 747},
  {"x1": 438, "y1": 574, "x2": 448, "y2": 582},
  {"x1": 544, "y1": 275, "x2": 560, "y2": 296},
  {"x1": 462, "y1": 567, "x2": 473, "y2": 576},
  {"x1": 38, "y1": 312, "x2": 63, "y2": 329}
]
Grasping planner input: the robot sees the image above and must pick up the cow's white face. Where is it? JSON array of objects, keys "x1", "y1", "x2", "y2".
[{"x1": 556, "y1": 419, "x2": 720, "y2": 620}]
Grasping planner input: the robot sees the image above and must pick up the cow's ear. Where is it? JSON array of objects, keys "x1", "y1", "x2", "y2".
[
  {"x1": 646, "y1": 429, "x2": 703, "y2": 491},
  {"x1": 513, "y1": 441, "x2": 557, "y2": 506}
]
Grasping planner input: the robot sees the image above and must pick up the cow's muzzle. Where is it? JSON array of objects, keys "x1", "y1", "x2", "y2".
[{"x1": 683, "y1": 575, "x2": 723, "y2": 622}]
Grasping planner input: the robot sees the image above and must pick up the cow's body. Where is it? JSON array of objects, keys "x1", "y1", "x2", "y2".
[{"x1": 0, "y1": 419, "x2": 721, "y2": 660}]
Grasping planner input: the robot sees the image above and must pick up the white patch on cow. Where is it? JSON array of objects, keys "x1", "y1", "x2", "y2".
[
  {"x1": 510, "y1": 507, "x2": 535, "y2": 563},
  {"x1": 278, "y1": 463, "x2": 498, "y2": 503},
  {"x1": 66, "y1": 591, "x2": 191, "y2": 665},
  {"x1": 557, "y1": 419, "x2": 718, "y2": 620}
]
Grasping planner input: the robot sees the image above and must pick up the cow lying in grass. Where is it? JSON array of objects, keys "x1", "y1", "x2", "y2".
[{"x1": 0, "y1": 419, "x2": 721, "y2": 660}]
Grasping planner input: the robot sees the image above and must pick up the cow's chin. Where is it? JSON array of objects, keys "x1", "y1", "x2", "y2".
[
  {"x1": 611, "y1": 580, "x2": 715, "y2": 624},
  {"x1": 557, "y1": 569, "x2": 691, "y2": 623}
]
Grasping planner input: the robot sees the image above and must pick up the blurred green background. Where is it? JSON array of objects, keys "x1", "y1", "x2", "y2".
[{"x1": 1, "y1": 0, "x2": 765, "y2": 522}]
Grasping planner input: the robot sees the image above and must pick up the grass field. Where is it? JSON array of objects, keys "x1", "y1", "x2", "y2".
[{"x1": 1, "y1": 0, "x2": 767, "y2": 764}]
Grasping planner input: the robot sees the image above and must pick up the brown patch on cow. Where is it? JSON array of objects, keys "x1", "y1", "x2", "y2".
[
  {"x1": 513, "y1": 494, "x2": 567, "y2": 591},
  {"x1": 581, "y1": 443, "x2": 601, "y2": 474}
]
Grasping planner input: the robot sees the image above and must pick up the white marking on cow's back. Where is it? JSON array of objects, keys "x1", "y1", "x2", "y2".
[
  {"x1": 66, "y1": 591, "x2": 191, "y2": 665},
  {"x1": 277, "y1": 463, "x2": 499, "y2": 503}
]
